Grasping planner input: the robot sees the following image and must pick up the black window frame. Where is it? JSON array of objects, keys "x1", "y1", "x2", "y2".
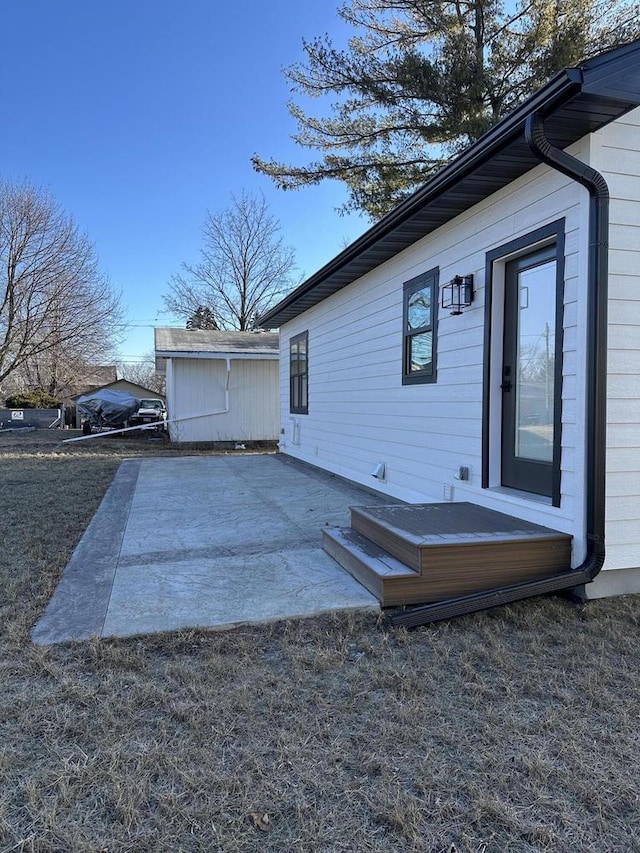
[
  {"x1": 289, "y1": 330, "x2": 309, "y2": 414},
  {"x1": 402, "y1": 267, "x2": 439, "y2": 385}
]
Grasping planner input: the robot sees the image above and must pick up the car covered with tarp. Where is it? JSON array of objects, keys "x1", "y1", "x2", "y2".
[{"x1": 77, "y1": 389, "x2": 140, "y2": 429}]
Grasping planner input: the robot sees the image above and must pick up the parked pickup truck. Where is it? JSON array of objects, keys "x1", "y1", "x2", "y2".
[{"x1": 128, "y1": 398, "x2": 167, "y2": 430}]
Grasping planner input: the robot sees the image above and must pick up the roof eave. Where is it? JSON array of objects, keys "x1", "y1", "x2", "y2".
[{"x1": 154, "y1": 350, "x2": 279, "y2": 361}]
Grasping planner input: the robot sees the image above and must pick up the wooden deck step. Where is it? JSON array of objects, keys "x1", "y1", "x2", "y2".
[
  {"x1": 322, "y1": 526, "x2": 419, "y2": 607},
  {"x1": 325, "y1": 502, "x2": 572, "y2": 606}
]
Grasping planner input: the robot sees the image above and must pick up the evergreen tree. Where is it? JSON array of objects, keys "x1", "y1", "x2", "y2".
[
  {"x1": 4, "y1": 390, "x2": 61, "y2": 409},
  {"x1": 253, "y1": 0, "x2": 640, "y2": 219},
  {"x1": 186, "y1": 306, "x2": 219, "y2": 331}
]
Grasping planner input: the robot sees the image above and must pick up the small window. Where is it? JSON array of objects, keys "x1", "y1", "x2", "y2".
[
  {"x1": 290, "y1": 331, "x2": 308, "y2": 414},
  {"x1": 403, "y1": 268, "x2": 439, "y2": 384}
]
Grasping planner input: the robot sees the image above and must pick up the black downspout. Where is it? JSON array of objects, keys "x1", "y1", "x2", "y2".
[
  {"x1": 524, "y1": 111, "x2": 608, "y2": 584},
  {"x1": 390, "y1": 111, "x2": 608, "y2": 629}
]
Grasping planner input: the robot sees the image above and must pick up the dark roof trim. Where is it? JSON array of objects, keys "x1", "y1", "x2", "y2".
[{"x1": 259, "y1": 39, "x2": 640, "y2": 328}]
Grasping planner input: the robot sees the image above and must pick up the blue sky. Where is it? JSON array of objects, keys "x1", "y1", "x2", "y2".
[{"x1": 1, "y1": 0, "x2": 367, "y2": 364}]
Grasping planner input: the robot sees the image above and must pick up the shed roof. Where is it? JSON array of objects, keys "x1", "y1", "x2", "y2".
[
  {"x1": 258, "y1": 39, "x2": 640, "y2": 329},
  {"x1": 154, "y1": 328, "x2": 279, "y2": 371}
]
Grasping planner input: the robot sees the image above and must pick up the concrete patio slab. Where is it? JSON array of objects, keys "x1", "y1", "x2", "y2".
[{"x1": 32, "y1": 454, "x2": 390, "y2": 643}]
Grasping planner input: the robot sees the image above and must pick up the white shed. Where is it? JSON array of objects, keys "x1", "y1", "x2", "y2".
[
  {"x1": 258, "y1": 40, "x2": 640, "y2": 621},
  {"x1": 154, "y1": 328, "x2": 279, "y2": 443}
]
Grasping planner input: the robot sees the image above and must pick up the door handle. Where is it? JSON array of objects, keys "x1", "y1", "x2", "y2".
[{"x1": 501, "y1": 381, "x2": 512, "y2": 392}]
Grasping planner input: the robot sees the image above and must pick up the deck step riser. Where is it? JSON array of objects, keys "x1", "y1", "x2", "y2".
[
  {"x1": 322, "y1": 527, "x2": 419, "y2": 607},
  {"x1": 322, "y1": 530, "x2": 384, "y2": 602},
  {"x1": 351, "y1": 510, "x2": 421, "y2": 571}
]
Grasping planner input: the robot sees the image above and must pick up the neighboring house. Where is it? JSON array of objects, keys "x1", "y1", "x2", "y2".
[
  {"x1": 70, "y1": 380, "x2": 166, "y2": 428},
  {"x1": 154, "y1": 328, "x2": 279, "y2": 443},
  {"x1": 65, "y1": 365, "x2": 118, "y2": 399},
  {"x1": 258, "y1": 40, "x2": 640, "y2": 609},
  {"x1": 62, "y1": 365, "x2": 119, "y2": 421}
]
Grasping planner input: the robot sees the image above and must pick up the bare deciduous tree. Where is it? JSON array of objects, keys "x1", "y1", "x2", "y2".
[
  {"x1": 118, "y1": 353, "x2": 166, "y2": 396},
  {"x1": 163, "y1": 191, "x2": 297, "y2": 330},
  {"x1": 0, "y1": 179, "x2": 123, "y2": 394},
  {"x1": 17, "y1": 350, "x2": 111, "y2": 399}
]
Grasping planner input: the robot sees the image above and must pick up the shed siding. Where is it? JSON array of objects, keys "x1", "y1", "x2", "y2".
[
  {"x1": 169, "y1": 358, "x2": 279, "y2": 442},
  {"x1": 280, "y1": 138, "x2": 593, "y2": 557},
  {"x1": 587, "y1": 109, "x2": 640, "y2": 591}
]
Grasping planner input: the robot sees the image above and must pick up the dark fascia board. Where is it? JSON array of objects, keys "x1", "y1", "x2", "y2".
[{"x1": 259, "y1": 40, "x2": 640, "y2": 329}]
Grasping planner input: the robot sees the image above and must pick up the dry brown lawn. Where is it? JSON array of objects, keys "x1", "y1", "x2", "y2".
[{"x1": 1, "y1": 430, "x2": 639, "y2": 852}]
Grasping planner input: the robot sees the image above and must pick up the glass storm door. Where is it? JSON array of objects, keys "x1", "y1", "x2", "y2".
[{"x1": 501, "y1": 246, "x2": 560, "y2": 499}]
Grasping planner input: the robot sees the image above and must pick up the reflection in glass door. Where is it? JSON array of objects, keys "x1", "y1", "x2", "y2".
[
  {"x1": 502, "y1": 246, "x2": 561, "y2": 499},
  {"x1": 515, "y1": 260, "x2": 555, "y2": 462}
]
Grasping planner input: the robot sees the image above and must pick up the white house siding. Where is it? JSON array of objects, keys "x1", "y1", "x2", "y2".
[
  {"x1": 168, "y1": 357, "x2": 279, "y2": 442},
  {"x1": 584, "y1": 108, "x2": 640, "y2": 596},
  {"x1": 279, "y1": 136, "x2": 607, "y2": 567}
]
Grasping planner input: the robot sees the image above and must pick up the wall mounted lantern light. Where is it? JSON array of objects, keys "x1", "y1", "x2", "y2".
[{"x1": 441, "y1": 274, "x2": 474, "y2": 315}]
